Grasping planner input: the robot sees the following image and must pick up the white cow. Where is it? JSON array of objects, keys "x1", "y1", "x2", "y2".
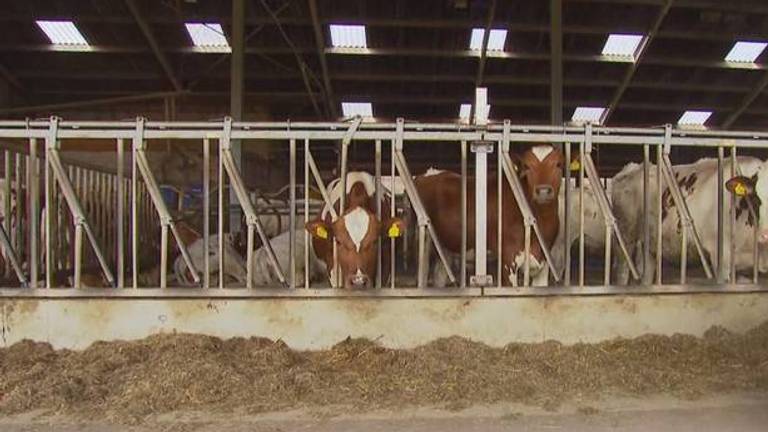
[
  {"x1": 173, "y1": 234, "x2": 247, "y2": 286},
  {"x1": 249, "y1": 228, "x2": 327, "y2": 286},
  {"x1": 611, "y1": 157, "x2": 768, "y2": 284}
]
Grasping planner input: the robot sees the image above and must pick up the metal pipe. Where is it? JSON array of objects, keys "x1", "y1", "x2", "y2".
[
  {"x1": 717, "y1": 146, "x2": 724, "y2": 281},
  {"x1": 563, "y1": 141, "x2": 571, "y2": 285},
  {"x1": 730, "y1": 147, "x2": 736, "y2": 282},
  {"x1": 375, "y1": 139, "x2": 382, "y2": 288},
  {"x1": 656, "y1": 143, "x2": 663, "y2": 285},
  {"x1": 460, "y1": 140, "x2": 467, "y2": 288},
  {"x1": 391, "y1": 139, "x2": 396, "y2": 289},
  {"x1": 304, "y1": 138, "x2": 310, "y2": 289},
  {"x1": 497, "y1": 139, "x2": 503, "y2": 287},
  {"x1": 218, "y1": 139, "x2": 225, "y2": 289},
  {"x1": 3, "y1": 151, "x2": 10, "y2": 277},
  {"x1": 203, "y1": 138, "x2": 210, "y2": 288},
  {"x1": 579, "y1": 140, "x2": 585, "y2": 286},
  {"x1": 289, "y1": 138, "x2": 296, "y2": 288},
  {"x1": 643, "y1": 144, "x2": 650, "y2": 284}
]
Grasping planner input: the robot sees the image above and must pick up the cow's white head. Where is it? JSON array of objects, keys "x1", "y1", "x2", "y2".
[{"x1": 726, "y1": 171, "x2": 767, "y2": 242}]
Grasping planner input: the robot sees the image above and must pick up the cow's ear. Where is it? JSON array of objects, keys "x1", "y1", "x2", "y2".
[
  {"x1": 382, "y1": 217, "x2": 406, "y2": 238},
  {"x1": 725, "y1": 176, "x2": 755, "y2": 197},
  {"x1": 306, "y1": 220, "x2": 332, "y2": 240}
]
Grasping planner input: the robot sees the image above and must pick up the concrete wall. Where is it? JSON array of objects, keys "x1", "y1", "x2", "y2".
[{"x1": 2, "y1": 294, "x2": 767, "y2": 350}]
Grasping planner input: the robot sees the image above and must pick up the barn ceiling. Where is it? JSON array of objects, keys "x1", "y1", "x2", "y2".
[{"x1": 1, "y1": 0, "x2": 768, "y2": 130}]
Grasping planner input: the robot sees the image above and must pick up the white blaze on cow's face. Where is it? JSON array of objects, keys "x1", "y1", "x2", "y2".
[{"x1": 344, "y1": 207, "x2": 370, "y2": 252}]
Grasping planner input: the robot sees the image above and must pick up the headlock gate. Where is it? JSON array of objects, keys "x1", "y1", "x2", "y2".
[{"x1": 0, "y1": 117, "x2": 768, "y2": 297}]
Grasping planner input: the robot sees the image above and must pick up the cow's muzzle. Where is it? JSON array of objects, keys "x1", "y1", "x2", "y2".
[
  {"x1": 533, "y1": 185, "x2": 555, "y2": 203},
  {"x1": 347, "y1": 273, "x2": 370, "y2": 289},
  {"x1": 759, "y1": 230, "x2": 768, "y2": 244}
]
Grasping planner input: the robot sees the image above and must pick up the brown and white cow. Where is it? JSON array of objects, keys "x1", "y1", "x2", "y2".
[
  {"x1": 414, "y1": 145, "x2": 564, "y2": 286},
  {"x1": 305, "y1": 172, "x2": 404, "y2": 289}
]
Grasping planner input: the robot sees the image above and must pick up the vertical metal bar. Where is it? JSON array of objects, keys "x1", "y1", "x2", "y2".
[
  {"x1": 132, "y1": 134, "x2": 139, "y2": 288},
  {"x1": 304, "y1": 138, "x2": 310, "y2": 289},
  {"x1": 73, "y1": 224, "x2": 83, "y2": 288},
  {"x1": 460, "y1": 140, "x2": 467, "y2": 288},
  {"x1": 497, "y1": 139, "x2": 503, "y2": 288},
  {"x1": 474, "y1": 144, "x2": 488, "y2": 281},
  {"x1": 578, "y1": 139, "x2": 585, "y2": 286},
  {"x1": 563, "y1": 142, "x2": 571, "y2": 286},
  {"x1": 390, "y1": 139, "x2": 396, "y2": 289},
  {"x1": 44, "y1": 125, "x2": 56, "y2": 288},
  {"x1": 203, "y1": 138, "x2": 210, "y2": 288},
  {"x1": 681, "y1": 207, "x2": 688, "y2": 284},
  {"x1": 289, "y1": 138, "x2": 296, "y2": 289},
  {"x1": 218, "y1": 138, "x2": 225, "y2": 289},
  {"x1": 116, "y1": 139, "x2": 125, "y2": 288},
  {"x1": 28, "y1": 139, "x2": 39, "y2": 288},
  {"x1": 15, "y1": 155, "x2": 23, "y2": 259},
  {"x1": 603, "y1": 224, "x2": 612, "y2": 286},
  {"x1": 160, "y1": 224, "x2": 168, "y2": 288},
  {"x1": 730, "y1": 147, "x2": 737, "y2": 282},
  {"x1": 643, "y1": 144, "x2": 650, "y2": 284},
  {"x1": 375, "y1": 139, "x2": 382, "y2": 288},
  {"x1": 717, "y1": 146, "x2": 724, "y2": 281},
  {"x1": 656, "y1": 144, "x2": 663, "y2": 285},
  {"x1": 3, "y1": 151, "x2": 10, "y2": 277}
]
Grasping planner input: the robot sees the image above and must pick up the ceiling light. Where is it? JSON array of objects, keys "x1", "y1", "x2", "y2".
[
  {"x1": 571, "y1": 107, "x2": 606, "y2": 124},
  {"x1": 678, "y1": 110, "x2": 712, "y2": 126},
  {"x1": 329, "y1": 24, "x2": 367, "y2": 48},
  {"x1": 341, "y1": 102, "x2": 373, "y2": 117},
  {"x1": 459, "y1": 104, "x2": 472, "y2": 122},
  {"x1": 185, "y1": 23, "x2": 230, "y2": 52},
  {"x1": 601, "y1": 34, "x2": 644, "y2": 58},
  {"x1": 36, "y1": 20, "x2": 90, "y2": 50},
  {"x1": 469, "y1": 28, "x2": 507, "y2": 51},
  {"x1": 725, "y1": 41, "x2": 768, "y2": 63}
]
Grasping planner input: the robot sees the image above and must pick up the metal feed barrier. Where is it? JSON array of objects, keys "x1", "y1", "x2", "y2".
[{"x1": 0, "y1": 117, "x2": 767, "y2": 297}]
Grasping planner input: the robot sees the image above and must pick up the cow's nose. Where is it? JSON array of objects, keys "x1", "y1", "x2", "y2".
[
  {"x1": 759, "y1": 231, "x2": 768, "y2": 244},
  {"x1": 349, "y1": 273, "x2": 369, "y2": 288},
  {"x1": 533, "y1": 185, "x2": 555, "y2": 203}
]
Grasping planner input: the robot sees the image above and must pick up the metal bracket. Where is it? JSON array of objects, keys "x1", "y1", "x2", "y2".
[
  {"x1": 220, "y1": 117, "x2": 286, "y2": 287},
  {"x1": 470, "y1": 141, "x2": 494, "y2": 154},
  {"x1": 47, "y1": 116, "x2": 116, "y2": 288},
  {"x1": 470, "y1": 274, "x2": 494, "y2": 287}
]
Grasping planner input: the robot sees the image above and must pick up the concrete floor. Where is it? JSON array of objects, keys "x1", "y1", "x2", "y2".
[{"x1": 2, "y1": 392, "x2": 767, "y2": 432}]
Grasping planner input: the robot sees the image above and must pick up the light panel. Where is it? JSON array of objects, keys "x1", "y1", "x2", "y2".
[
  {"x1": 329, "y1": 24, "x2": 367, "y2": 48},
  {"x1": 725, "y1": 41, "x2": 768, "y2": 63},
  {"x1": 601, "y1": 34, "x2": 644, "y2": 58},
  {"x1": 469, "y1": 28, "x2": 507, "y2": 51},
  {"x1": 678, "y1": 110, "x2": 712, "y2": 126},
  {"x1": 185, "y1": 23, "x2": 230, "y2": 52},
  {"x1": 341, "y1": 102, "x2": 373, "y2": 117},
  {"x1": 571, "y1": 107, "x2": 606, "y2": 124},
  {"x1": 459, "y1": 104, "x2": 472, "y2": 121},
  {"x1": 36, "y1": 20, "x2": 90, "y2": 50}
]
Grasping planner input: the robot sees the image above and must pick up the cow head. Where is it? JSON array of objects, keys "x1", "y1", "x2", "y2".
[
  {"x1": 306, "y1": 206, "x2": 405, "y2": 289},
  {"x1": 514, "y1": 145, "x2": 565, "y2": 205},
  {"x1": 726, "y1": 174, "x2": 767, "y2": 241}
]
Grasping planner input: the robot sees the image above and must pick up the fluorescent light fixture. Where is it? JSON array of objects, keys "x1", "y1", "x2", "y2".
[
  {"x1": 725, "y1": 41, "x2": 768, "y2": 63},
  {"x1": 329, "y1": 24, "x2": 367, "y2": 48},
  {"x1": 185, "y1": 23, "x2": 230, "y2": 52},
  {"x1": 36, "y1": 20, "x2": 90, "y2": 50},
  {"x1": 341, "y1": 102, "x2": 373, "y2": 117},
  {"x1": 601, "y1": 34, "x2": 644, "y2": 58},
  {"x1": 469, "y1": 28, "x2": 508, "y2": 51},
  {"x1": 571, "y1": 107, "x2": 606, "y2": 124},
  {"x1": 459, "y1": 104, "x2": 472, "y2": 121},
  {"x1": 678, "y1": 110, "x2": 712, "y2": 126}
]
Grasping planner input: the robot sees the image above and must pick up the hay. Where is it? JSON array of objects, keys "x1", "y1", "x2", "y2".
[{"x1": 1, "y1": 322, "x2": 768, "y2": 423}]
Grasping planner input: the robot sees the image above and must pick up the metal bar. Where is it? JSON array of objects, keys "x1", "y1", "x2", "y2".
[
  {"x1": 304, "y1": 138, "x2": 310, "y2": 289},
  {"x1": 218, "y1": 138, "x2": 225, "y2": 289},
  {"x1": 656, "y1": 143, "x2": 663, "y2": 285},
  {"x1": 497, "y1": 139, "x2": 503, "y2": 287},
  {"x1": 0, "y1": 91, "x2": 188, "y2": 116},
  {"x1": 375, "y1": 139, "x2": 382, "y2": 288},
  {"x1": 717, "y1": 146, "x2": 724, "y2": 281},
  {"x1": 3, "y1": 151, "x2": 10, "y2": 277},
  {"x1": 124, "y1": 0, "x2": 183, "y2": 91},
  {"x1": 579, "y1": 139, "x2": 585, "y2": 286},
  {"x1": 730, "y1": 146, "x2": 737, "y2": 282},
  {"x1": 461, "y1": 140, "x2": 467, "y2": 288},
  {"x1": 289, "y1": 138, "x2": 297, "y2": 288},
  {"x1": 44, "y1": 132, "x2": 53, "y2": 288},
  {"x1": 15, "y1": 155, "x2": 23, "y2": 262},
  {"x1": 308, "y1": 0, "x2": 337, "y2": 117},
  {"x1": 203, "y1": 138, "x2": 210, "y2": 288},
  {"x1": 220, "y1": 117, "x2": 285, "y2": 286},
  {"x1": 563, "y1": 141, "x2": 571, "y2": 285},
  {"x1": 643, "y1": 143, "x2": 651, "y2": 284},
  {"x1": 390, "y1": 139, "x2": 396, "y2": 289},
  {"x1": 131, "y1": 134, "x2": 138, "y2": 288}
]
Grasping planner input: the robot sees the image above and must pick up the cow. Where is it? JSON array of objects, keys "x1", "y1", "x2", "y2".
[
  {"x1": 249, "y1": 228, "x2": 326, "y2": 286},
  {"x1": 305, "y1": 171, "x2": 405, "y2": 289},
  {"x1": 173, "y1": 232, "x2": 247, "y2": 286},
  {"x1": 611, "y1": 156, "x2": 768, "y2": 285},
  {"x1": 414, "y1": 145, "x2": 564, "y2": 287}
]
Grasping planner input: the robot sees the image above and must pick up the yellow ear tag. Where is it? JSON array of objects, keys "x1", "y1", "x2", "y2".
[
  {"x1": 387, "y1": 224, "x2": 401, "y2": 238},
  {"x1": 316, "y1": 225, "x2": 328, "y2": 239},
  {"x1": 569, "y1": 159, "x2": 581, "y2": 171},
  {"x1": 734, "y1": 182, "x2": 747, "y2": 197}
]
